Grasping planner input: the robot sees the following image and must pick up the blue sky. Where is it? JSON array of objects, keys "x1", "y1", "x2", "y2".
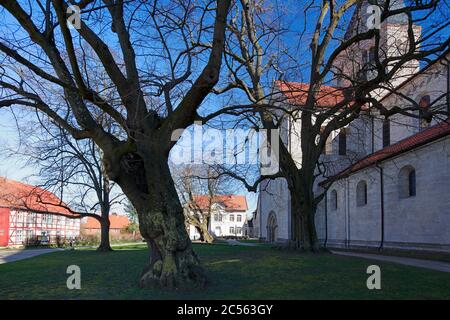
[{"x1": 0, "y1": 110, "x2": 35, "y2": 181}]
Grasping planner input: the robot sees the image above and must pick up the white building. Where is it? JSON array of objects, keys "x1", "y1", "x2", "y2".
[
  {"x1": 187, "y1": 195, "x2": 248, "y2": 240},
  {"x1": 256, "y1": 0, "x2": 450, "y2": 253}
]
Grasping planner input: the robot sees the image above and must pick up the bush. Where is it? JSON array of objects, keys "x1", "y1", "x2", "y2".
[{"x1": 76, "y1": 235, "x2": 100, "y2": 246}]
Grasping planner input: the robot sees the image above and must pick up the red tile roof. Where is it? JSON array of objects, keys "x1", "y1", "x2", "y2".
[
  {"x1": 81, "y1": 215, "x2": 130, "y2": 230},
  {"x1": 0, "y1": 178, "x2": 77, "y2": 217},
  {"x1": 324, "y1": 120, "x2": 450, "y2": 184},
  {"x1": 275, "y1": 81, "x2": 346, "y2": 107},
  {"x1": 190, "y1": 195, "x2": 248, "y2": 212}
]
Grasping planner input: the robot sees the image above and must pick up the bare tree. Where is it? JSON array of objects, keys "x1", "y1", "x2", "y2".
[
  {"x1": 16, "y1": 124, "x2": 124, "y2": 252},
  {"x1": 0, "y1": 0, "x2": 231, "y2": 288},
  {"x1": 173, "y1": 164, "x2": 237, "y2": 243},
  {"x1": 213, "y1": 0, "x2": 449, "y2": 251},
  {"x1": 175, "y1": 165, "x2": 216, "y2": 243}
]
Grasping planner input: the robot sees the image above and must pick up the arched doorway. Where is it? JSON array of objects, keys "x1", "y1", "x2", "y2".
[{"x1": 266, "y1": 212, "x2": 278, "y2": 243}]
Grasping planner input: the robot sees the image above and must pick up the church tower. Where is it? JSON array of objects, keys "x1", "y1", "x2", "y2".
[{"x1": 334, "y1": 0, "x2": 421, "y2": 97}]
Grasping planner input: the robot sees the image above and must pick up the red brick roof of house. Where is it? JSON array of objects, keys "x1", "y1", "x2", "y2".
[
  {"x1": 275, "y1": 81, "x2": 346, "y2": 107},
  {"x1": 191, "y1": 195, "x2": 248, "y2": 212},
  {"x1": 322, "y1": 120, "x2": 450, "y2": 185},
  {"x1": 0, "y1": 177, "x2": 77, "y2": 217},
  {"x1": 81, "y1": 215, "x2": 130, "y2": 230}
]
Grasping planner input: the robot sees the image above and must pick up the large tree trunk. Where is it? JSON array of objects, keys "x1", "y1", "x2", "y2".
[
  {"x1": 290, "y1": 181, "x2": 320, "y2": 252},
  {"x1": 115, "y1": 151, "x2": 206, "y2": 289},
  {"x1": 299, "y1": 201, "x2": 320, "y2": 252}
]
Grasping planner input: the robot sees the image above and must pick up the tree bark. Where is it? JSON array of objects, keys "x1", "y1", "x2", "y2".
[
  {"x1": 195, "y1": 226, "x2": 205, "y2": 242},
  {"x1": 97, "y1": 216, "x2": 112, "y2": 252},
  {"x1": 198, "y1": 223, "x2": 214, "y2": 244},
  {"x1": 290, "y1": 181, "x2": 320, "y2": 252},
  {"x1": 114, "y1": 151, "x2": 206, "y2": 289},
  {"x1": 299, "y1": 202, "x2": 320, "y2": 252}
]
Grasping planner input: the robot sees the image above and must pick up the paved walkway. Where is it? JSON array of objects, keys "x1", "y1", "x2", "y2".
[
  {"x1": 331, "y1": 250, "x2": 450, "y2": 273},
  {"x1": 0, "y1": 248, "x2": 60, "y2": 264}
]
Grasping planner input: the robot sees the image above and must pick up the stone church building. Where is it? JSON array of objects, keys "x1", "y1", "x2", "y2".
[{"x1": 255, "y1": 0, "x2": 450, "y2": 253}]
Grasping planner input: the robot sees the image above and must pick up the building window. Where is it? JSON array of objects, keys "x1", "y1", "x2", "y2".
[
  {"x1": 25, "y1": 230, "x2": 33, "y2": 241},
  {"x1": 230, "y1": 215, "x2": 234, "y2": 222},
  {"x1": 330, "y1": 189, "x2": 338, "y2": 210},
  {"x1": 27, "y1": 213, "x2": 35, "y2": 226},
  {"x1": 230, "y1": 227, "x2": 234, "y2": 234},
  {"x1": 338, "y1": 129, "x2": 347, "y2": 156},
  {"x1": 356, "y1": 180, "x2": 368, "y2": 207},
  {"x1": 237, "y1": 215, "x2": 242, "y2": 222},
  {"x1": 399, "y1": 166, "x2": 416, "y2": 198},
  {"x1": 419, "y1": 95, "x2": 431, "y2": 130},
  {"x1": 16, "y1": 230, "x2": 24, "y2": 244},
  {"x1": 236, "y1": 227, "x2": 242, "y2": 234},
  {"x1": 382, "y1": 119, "x2": 390, "y2": 147},
  {"x1": 369, "y1": 47, "x2": 376, "y2": 65},
  {"x1": 409, "y1": 170, "x2": 416, "y2": 197},
  {"x1": 359, "y1": 47, "x2": 377, "y2": 80},
  {"x1": 214, "y1": 214, "x2": 222, "y2": 222},
  {"x1": 17, "y1": 212, "x2": 25, "y2": 223}
]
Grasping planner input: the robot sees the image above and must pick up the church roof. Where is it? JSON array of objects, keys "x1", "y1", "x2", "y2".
[
  {"x1": 322, "y1": 120, "x2": 450, "y2": 185},
  {"x1": 275, "y1": 81, "x2": 346, "y2": 107}
]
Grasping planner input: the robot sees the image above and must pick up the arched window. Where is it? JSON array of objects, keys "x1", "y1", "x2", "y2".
[
  {"x1": 419, "y1": 95, "x2": 431, "y2": 129},
  {"x1": 382, "y1": 119, "x2": 390, "y2": 147},
  {"x1": 338, "y1": 129, "x2": 347, "y2": 156},
  {"x1": 399, "y1": 166, "x2": 416, "y2": 198},
  {"x1": 330, "y1": 189, "x2": 338, "y2": 210},
  {"x1": 419, "y1": 95, "x2": 431, "y2": 109},
  {"x1": 356, "y1": 180, "x2": 368, "y2": 207}
]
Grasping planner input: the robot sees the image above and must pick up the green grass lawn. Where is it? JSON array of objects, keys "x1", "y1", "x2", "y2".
[{"x1": 0, "y1": 244, "x2": 449, "y2": 299}]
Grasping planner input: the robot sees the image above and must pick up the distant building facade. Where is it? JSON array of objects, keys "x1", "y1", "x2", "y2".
[
  {"x1": 0, "y1": 178, "x2": 80, "y2": 247},
  {"x1": 187, "y1": 195, "x2": 248, "y2": 239},
  {"x1": 81, "y1": 214, "x2": 131, "y2": 237}
]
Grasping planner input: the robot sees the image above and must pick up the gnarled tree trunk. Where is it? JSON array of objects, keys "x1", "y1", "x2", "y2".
[
  {"x1": 289, "y1": 175, "x2": 320, "y2": 252},
  {"x1": 113, "y1": 151, "x2": 206, "y2": 289},
  {"x1": 299, "y1": 202, "x2": 319, "y2": 252}
]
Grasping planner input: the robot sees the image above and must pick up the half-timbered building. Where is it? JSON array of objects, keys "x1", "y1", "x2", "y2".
[{"x1": 0, "y1": 178, "x2": 80, "y2": 247}]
